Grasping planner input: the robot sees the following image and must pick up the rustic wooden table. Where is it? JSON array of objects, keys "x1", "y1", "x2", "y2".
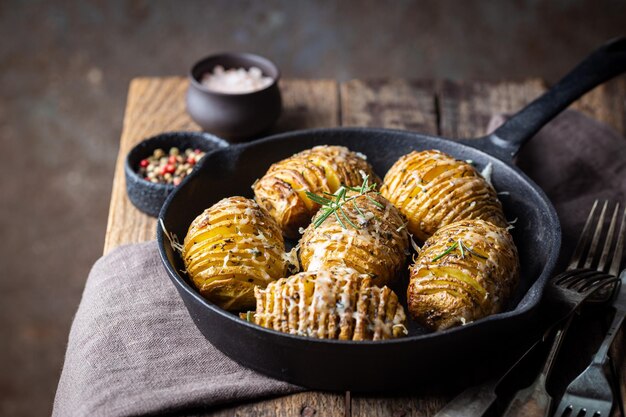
[{"x1": 105, "y1": 77, "x2": 625, "y2": 417}]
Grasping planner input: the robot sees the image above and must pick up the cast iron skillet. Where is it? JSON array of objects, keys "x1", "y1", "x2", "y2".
[{"x1": 157, "y1": 38, "x2": 626, "y2": 391}]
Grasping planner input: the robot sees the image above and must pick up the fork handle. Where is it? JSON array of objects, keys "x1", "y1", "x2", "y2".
[
  {"x1": 540, "y1": 314, "x2": 575, "y2": 377},
  {"x1": 501, "y1": 316, "x2": 574, "y2": 417},
  {"x1": 591, "y1": 309, "x2": 626, "y2": 366}
]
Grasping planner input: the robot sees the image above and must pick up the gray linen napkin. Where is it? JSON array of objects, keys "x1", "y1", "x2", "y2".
[
  {"x1": 54, "y1": 110, "x2": 625, "y2": 416},
  {"x1": 52, "y1": 241, "x2": 303, "y2": 417}
]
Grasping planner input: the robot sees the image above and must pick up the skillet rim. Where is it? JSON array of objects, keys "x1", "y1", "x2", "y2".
[{"x1": 157, "y1": 126, "x2": 561, "y2": 346}]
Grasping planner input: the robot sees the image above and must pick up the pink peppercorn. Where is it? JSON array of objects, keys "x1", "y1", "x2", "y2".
[{"x1": 138, "y1": 147, "x2": 206, "y2": 186}]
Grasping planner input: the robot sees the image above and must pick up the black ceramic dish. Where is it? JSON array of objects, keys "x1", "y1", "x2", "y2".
[
  {"x1": 125, "y1": 131, "x2": 229, "y2": 217},
  {"x1": 186, "y1": 52, "x2": 282, "y2": 141},
  {"x1": 158, "y1": 38, "x2": 626, "y2": 391}
]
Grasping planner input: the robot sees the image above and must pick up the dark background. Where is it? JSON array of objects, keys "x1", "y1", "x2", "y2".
[{"x1": 1, "y1": 1, "x2": 624, "y2": 415}]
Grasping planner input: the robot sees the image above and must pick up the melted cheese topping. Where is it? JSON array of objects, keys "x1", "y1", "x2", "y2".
[
  {"x1": 407, "y1": 219, "x2": 519, "y2": 331},
  {"x1": 183, "y1": 196, "x2": 291, "y2": 310},
  {"x1": 380, "y1": 150, "x2": 507, "y2": 241},
  {"x1": 254, "y1": 268, "x2": 407, "y2": 340},
  {"x1": 299, "y1": 192, "x2": 409, "y2": 286},
  {"x1": 253, "y1": 146, "x2": 380, "y2": 238}
]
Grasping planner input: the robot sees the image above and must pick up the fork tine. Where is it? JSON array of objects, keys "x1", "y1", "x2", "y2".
[
  {"x1": 566, "y1": 271, "x2": 613, "y2": 292},
  {"x1": 608, "y1": 205, "x2": 626, "y2": 276},
  {"x1": 597, "y1": 203, "x2": 620, "y2": 272},
  {"x1": 578, "y1": 274, "x2": 617, "y2": 293},
  {"x1": 569, "y1": 199, "x2": 599, "y2": 270},
  {"x1": 583, "y1": 200, "x2": 608, "y2": 269},
  {"x1": 558, "y1": 270, "x2": 599, "y2": 287}
]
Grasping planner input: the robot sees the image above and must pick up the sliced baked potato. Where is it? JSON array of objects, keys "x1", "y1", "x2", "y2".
[
  {"x1": 299, "y1": 189, "x2": 409, "y2": 286},
  {"x1": 253, "y1": 145, "x2": 380, "y2": 238},
  {"x1": 251, "y1": 268, "x2": 407, "y2": 340},
  {"x1": 380, "y1": 150, "x2": 507, "y2": 241},
  {"x1": 407, "y1": 219, "x2": 519, "y2": 331},
  {"x1": 182, "y1": 196, "x2": 292, "y2": 311}
]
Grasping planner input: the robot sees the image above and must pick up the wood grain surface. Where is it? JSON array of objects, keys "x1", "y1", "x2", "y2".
[
  {"x1": 105, "y1": 76, "x2": 625, "y2": 416},
  {"x1": 340, "y1": 79, "x2": 438, "y2": 132},
  {"x1": 438, "y1": 79, "x2": 546, "y2": 138}
]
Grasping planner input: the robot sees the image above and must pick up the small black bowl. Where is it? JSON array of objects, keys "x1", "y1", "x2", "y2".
[
  {"x1": 186, "y1": 52, "x2": 282, "y2": 142},
  {"x1": 125, "y1": 131, "x2": 229, "y2": 217}
]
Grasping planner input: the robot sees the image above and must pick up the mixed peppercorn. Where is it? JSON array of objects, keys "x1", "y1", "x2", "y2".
[{"x1": 138, "y1": 147, "x2": 206, "y2": 186}]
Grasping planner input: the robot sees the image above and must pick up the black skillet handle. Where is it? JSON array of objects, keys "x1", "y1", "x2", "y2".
[{"x1": 470, "y1": 37, "x2": 626, "y2": 162}]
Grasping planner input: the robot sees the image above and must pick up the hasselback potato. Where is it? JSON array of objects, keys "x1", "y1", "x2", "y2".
[
  {"x1": 182, "y1": 196, "x2": 292, "y2": 311},
  {"x1": 299, "y1": 189, "x2": 409, "y2": 286},
  {"x1": 407, "y1": 219, "x2": 519, "y2": 331},
  {"x1": 253, "y1": 145, "x2": 380, "y2": 238},
  {"x1": 380, "y1": 150, "x2": 507, "y2": 242},
  {"x1": 252, "y1": 268, "x2": 407, "y2": 340}
]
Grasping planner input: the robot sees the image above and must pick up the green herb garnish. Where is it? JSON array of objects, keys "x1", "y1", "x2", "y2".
[
  {"x1": 305, "y1": 174, "x2": 380, "y2": 229},
  {"x1": 432, "y1": 239, "x2": 488, "y2": 262},
  {"x1": 432, "y1": 241, "x2": 459, "y2": 261}
]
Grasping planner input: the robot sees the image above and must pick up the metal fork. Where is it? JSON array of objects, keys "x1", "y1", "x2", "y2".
[
  {"x1": 554, "y1": 205, "x2": 626, "y2": 417},
  {"x1": 502, "y1": 200, "x2": 623, "y2": 417}
]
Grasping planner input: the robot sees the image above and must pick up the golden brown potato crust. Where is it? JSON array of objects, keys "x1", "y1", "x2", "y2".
[
  {"x1": 380, "y1": 150, "x2": 507, "y2": 241},
  {"x1": 299, "y1": 192, "x2": 409, "y2": 286},
  {"x1": 253, "y1": 268, "x2": 407, "y2": 340},
  {"x1": 407, "y1": 219, "x2": 519, "y2": 331},
  {"x1": 253, "y1": 146, "x2": 380, "y2": 238},
  {"x1": 183, "y1": 196, "x2": 291, "y2": 311}
]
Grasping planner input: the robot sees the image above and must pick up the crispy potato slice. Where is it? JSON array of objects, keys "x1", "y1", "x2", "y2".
[
  {"x1": 407, "y1": 219, "x2": 519, "y2": 331},
  {"x1": 380, "y1": 150, "x2": 507, "y2": 241},
  {"x1": 299, "y1": 191, "x2": 409, "y2": 286},
  {"x1": 183, "y1": 196, "x2": 292, "y2": 311},
  {"x1": 252, "y1": 268, "x2": 407, "y2": 340},
  {"x1": 253, "y1": 146, "x2": 380, "y2": 238}
]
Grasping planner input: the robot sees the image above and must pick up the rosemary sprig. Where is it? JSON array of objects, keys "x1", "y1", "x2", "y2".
[
  {"x1": 432, "y1": 239, "x2": 488, "y2": 262},
  {"x1": 432, "y1": 241, "x2": 459, "y2": 261},
  {"x1": 339, "y1": 206, "x2": 359, "y2": 229},
  {"x1": 159, "y1": 218, "x2": 184, "y2": 253},
  {"x1": 352, "y1": 199, "x2": 366, "y2": 218},
  {"x1": 305, "y1": 174, "x2": 380, "y2": 229}
]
